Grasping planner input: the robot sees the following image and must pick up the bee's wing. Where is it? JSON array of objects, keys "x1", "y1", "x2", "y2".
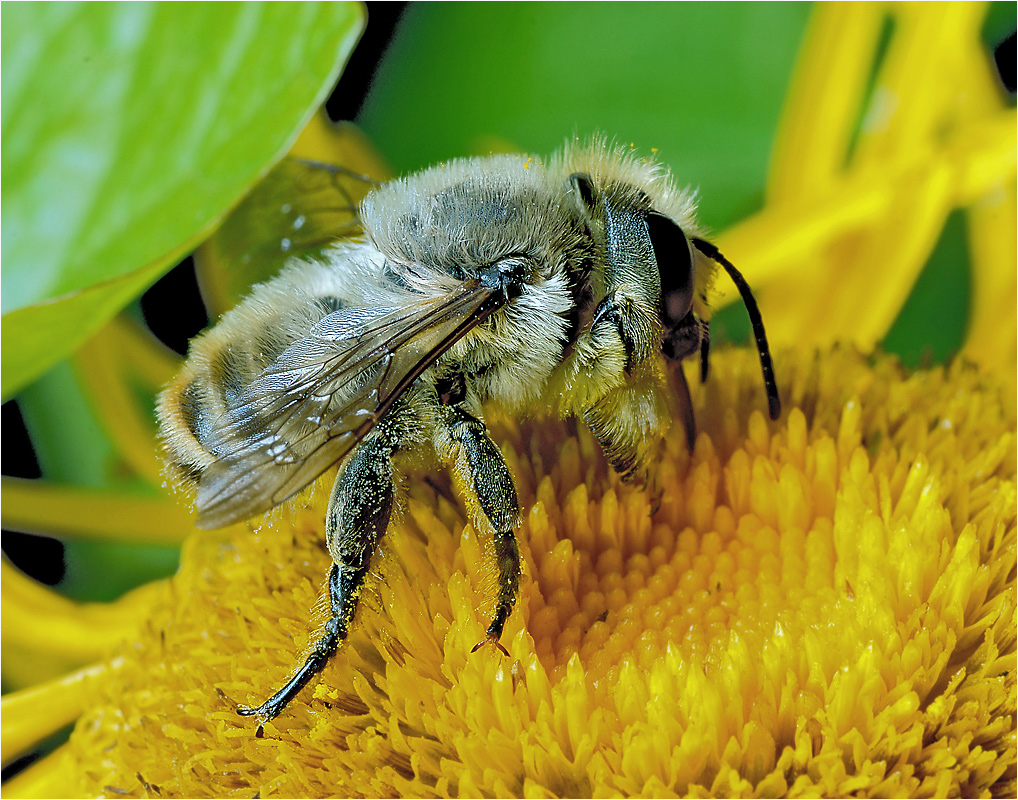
[
  {"x1": 274, "y1": 158, "x2": 382, "y2": 247},
  {"x1": 194, "y1": 282, "x2": 500, "y2": 528},
  {"x1": 200, "y1": 158, "x2": 383, "y2": 312}
]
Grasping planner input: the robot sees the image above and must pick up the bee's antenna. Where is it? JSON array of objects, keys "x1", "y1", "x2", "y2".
[{"x1": 691, "y1": 238, "x2": 780, "y2": 420}]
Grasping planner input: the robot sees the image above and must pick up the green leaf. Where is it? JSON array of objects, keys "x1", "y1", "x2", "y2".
[{"x1": 1, "y1": 1, "x2": 365, "y2": 400}]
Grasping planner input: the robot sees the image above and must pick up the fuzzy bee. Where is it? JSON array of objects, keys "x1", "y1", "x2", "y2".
[{"x1": 157, "y1": 139, "x2": 780, "y2": 723}]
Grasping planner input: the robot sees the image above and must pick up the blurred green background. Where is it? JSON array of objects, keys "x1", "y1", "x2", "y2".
[
  {"x1": 2, "y1": 1, "x2": 1015, "y2": 610},
  {"x1": 358, "y1": 3, "x2": 808, "y2": 230}
]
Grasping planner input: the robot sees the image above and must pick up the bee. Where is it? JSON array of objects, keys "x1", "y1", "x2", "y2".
[{"x1": 157, "y1": 138, "x2": 780, "y2": 724}]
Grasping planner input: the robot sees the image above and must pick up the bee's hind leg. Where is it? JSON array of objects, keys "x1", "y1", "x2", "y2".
[
  {"x1": 236, "y1": 561, "x2": 357, "y2": 727},
  {"x1": 238, "y1": 429, "x2": 396, "y2": 725},
  {"x1": 435, "y1": 405, "x2": 522, "y2": 656}
]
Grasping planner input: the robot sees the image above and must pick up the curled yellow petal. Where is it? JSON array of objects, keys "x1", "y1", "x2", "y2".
[
  {"x1": 0, "y1": 745, "x2": 81, "y2": 800},
  {"x1": 1, "y1": 661, "x2": 117, "y2": 765},
  {"x1": 1, "y1": 560, "x2": 165, "y2": 688},
  {"x1": 767, "y1": 3, "x2": 884, "y2": 202},
  {"x1": 1, "y1": 477, "x2": 191, "y2": 545},
  {"x1": 102, "y1": 316, "x2": 180, "y2": 394},
  {"x1": 722, "y1": 1, "x2": 1015, "y2": 356},
  {"x1": 962, "y1": 181, "x2": 1018, "y2": 372},
  {"x1": 73, "y1": 321, "x2": 172, "y2": 486}
]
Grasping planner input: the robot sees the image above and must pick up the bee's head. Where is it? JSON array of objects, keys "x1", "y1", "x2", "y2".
[
  {"x1": 646, "y1": 212, "x2": 700, "y2": 362},
  {"x1": 566, "y1": 169, "x2": 780, "y2": 421},
  {"x1": 566, "y1": 171, "x2": 700, "y2": 362}
]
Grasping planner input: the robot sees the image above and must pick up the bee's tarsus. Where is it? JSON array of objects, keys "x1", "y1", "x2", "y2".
[
  {"x1": 471, "y1": 633, "x2": 511, "y2": 657},
  {"x1": 473, "y1": 603, "x2": 512, "y2": 656},
  {"x1": 237, "y1": 561, "x2": 355, "y2": 722}
]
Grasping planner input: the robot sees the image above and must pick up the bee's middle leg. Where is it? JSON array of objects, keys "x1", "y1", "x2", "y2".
[
  {"x1": 436, "y1": 405, "x2": 522, "y2": 655},
  {"x1": 238, "y1": 429, "x2": 395, "y2": 723}
]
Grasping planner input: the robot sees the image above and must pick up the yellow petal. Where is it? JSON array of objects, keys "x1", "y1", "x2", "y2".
[
  {"x1": 1, "y1": 560, "x2": 164, "y2": 688},
  {"x1": 962, "y1": 180, "x2": 1018, "y2": 372},
  {"x1": 103, "y1": 315, "x2": 180, "y2": 393},
  {"x1": 767, "y1": 3, "x2": 884, "y2": 202},
  {"x1": 74, "y1": 327, "x2": 167, "y2": 486},
  {"x1": 0, "y1": 745, "x2": 81, "y2": 799},
  {"x1": 1, "y1": 477, "x2": 191, "y2": 545},
  {"x1": 1, "y1": 661, "x2": 116, "y2": 764}
]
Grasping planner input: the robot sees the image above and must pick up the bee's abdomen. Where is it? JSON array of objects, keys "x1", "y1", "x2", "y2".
[
  {"x1": 158, "y1": 369, "x2": 221, "y2": 488},
  {"x1": 157, "y1": 264, "x2": 346, "y2": 491},
  {"x1": 158, "y1": 330, "x2": 252, "y2": 490},
  {"x1": 158, "y1": 312, "x2": 314, "y2": 489}
]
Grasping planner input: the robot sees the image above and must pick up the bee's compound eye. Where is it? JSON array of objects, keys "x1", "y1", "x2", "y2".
[
  {"x1": 647, "y1": 213, "x2": 693, "y2": 327},
  {"x1": 567, "y1": 172, "x2": 598, "y2": 214}
]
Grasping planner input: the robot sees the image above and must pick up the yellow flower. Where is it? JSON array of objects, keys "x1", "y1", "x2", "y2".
[
  {"x1": 6, "y1": 346, "x2": 1017, "y2": 797},
  {"x1": 2, "y1": 3, "x2": 1015, "y2": 798}
]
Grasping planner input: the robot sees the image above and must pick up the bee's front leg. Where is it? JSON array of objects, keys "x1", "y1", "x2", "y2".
[
  {"x1": 435, "y1": 405, "x2": 522, "y2": 655},
  {"x1": 238, "y1": 428, "x2": 396, "y2": 725},
  {"x1": 661, "y1": 310, "x2": 709, "y2": 449}
]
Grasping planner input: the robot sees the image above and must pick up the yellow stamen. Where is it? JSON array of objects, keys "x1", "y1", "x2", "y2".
[{"x1": 53, "y1": 348, "x2": 1016, "y2": 797}]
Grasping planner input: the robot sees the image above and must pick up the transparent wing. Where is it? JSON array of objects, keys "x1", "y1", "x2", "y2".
[
  {"x1": 199, "y1": 157, "x2": 383, "y2": 314},
  {"x1": 277, "y1": 158, "x2": 382, "y2": 247},
  {"x1": 195, "y1": 281, "x2": 502, "y2": 528}
]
